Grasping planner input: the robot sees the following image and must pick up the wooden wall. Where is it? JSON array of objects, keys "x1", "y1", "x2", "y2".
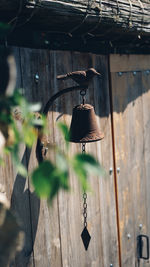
[{"x1": 1, "y1": 49, "x2": 150, "y2": 267}]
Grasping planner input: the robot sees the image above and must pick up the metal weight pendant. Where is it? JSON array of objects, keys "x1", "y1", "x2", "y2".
[
  {"x1": 81, "y1": 190, "x2": 91, "y2": 250},
  {"x1": 80, "y1": 143, "x2": 91, "y2": 250}
]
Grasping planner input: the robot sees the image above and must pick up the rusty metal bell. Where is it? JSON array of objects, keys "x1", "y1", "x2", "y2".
[{"x1": 69, "y1": 104, "x2": 104, "y2": 143}]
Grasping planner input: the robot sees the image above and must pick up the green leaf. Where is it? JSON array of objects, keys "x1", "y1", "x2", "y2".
[
  {"x1": 31, "y1": 160, "x2": 69, "y2": 201},
  {"x1": 11, "y1": 90, "x2": 23, "y2": 106},
  {"x1": 11, "y1": 145, "x2": 27, "y2": 177},
  {"x1": 72, "y1": 160, "x2": 88, "y2": 191},
  {"x1": 32, "y1": 118, "x2": 44, "y2": 127},
  {"x1": 28, "y1": 103, "x2": 41, "y2": 112},
  {"x1": 57, "y1": 122, "x2": 70, "y2": 149},
  {"x1": 56, "y1": 152, "x2": 68, "y2": 172},
  {"x1": 0, "y1": 22, "x2": 10, "y2": 37},
  {"x1": 22, "y1": 124, "x2": 37, "y2": 147},
  {"x1": 0, "y1": 22, "x2": 10, "y2": 31},
  {"x1": 11, "y1": 119, "x2": 22, "y2": 144},
  {"x1": 17, "y1": 163, "x2": 28, "y2": 177},
  {"x1": 72, "y1": 153, "x2": 104, "y2": 191},
  {"x1": 0, "y1": 157, "x2": 4, "y2": 165},
  {"x1": 55, "y1": 152, "x2": 69, "y2": 191},
  {"x1": 31, "y1": 161, "x2": 55, "y2": 198},
  {"x1": 74, "y1": 153, "x2": 103, "y2": 176}
]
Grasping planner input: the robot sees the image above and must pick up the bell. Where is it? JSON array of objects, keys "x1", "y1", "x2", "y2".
[{"x1": 69, "y1": 104, "x2": 104, "y2": 143}]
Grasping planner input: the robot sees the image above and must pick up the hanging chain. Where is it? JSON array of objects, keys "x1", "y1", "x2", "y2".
[
  {"x1": 80, "y1": 89, "x2": 86, "y2": 105},
  {"x1": 83, "y1": 192, "x2": 87, "y2": 228},
  {"x1": 82, "y1": 143, "x2": 87, "y2": 228}
]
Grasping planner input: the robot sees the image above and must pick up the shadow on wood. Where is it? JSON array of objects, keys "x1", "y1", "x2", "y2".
[{"x1": 10, "y1": 148, "x2": 40, "y2": 266}]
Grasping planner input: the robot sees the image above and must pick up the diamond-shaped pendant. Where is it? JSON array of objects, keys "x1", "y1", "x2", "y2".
[{"x1": 81, "y1": 226, "x2": 91, "y2": 250}]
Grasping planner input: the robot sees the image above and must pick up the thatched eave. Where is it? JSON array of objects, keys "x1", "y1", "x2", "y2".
[{"x1": 0, "y1": 0, "x2": 150, "y2": 53}]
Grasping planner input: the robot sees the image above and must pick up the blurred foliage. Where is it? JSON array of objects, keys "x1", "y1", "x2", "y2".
[
  {"x1": 57, "y1": 121, "x2": 70, "y2": 150},
  {"x1": 32, "y1": 121, "x2": 104, "y2": 202},
  {"x1": 0, "y1": 21, "x2": 104, "y2": 202},
  {"x1": 0, "y1": 89, "x2": 46, "y2": 176},
  {"x1": 0, "y1": 22, "x2": 10, "y2": 38},
  {"x1": 0, "y1": 89, "x2": 103, "y2": 202}
]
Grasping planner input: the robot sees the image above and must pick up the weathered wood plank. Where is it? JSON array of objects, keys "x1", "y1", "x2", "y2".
[
  {"x1": 110, "y1": 54, "x2": 150, "y2": 73},
  {"x1": 12, "y1": 47, "x2": 34, "y2": 267},
  {"x1": 110, "y1": 54, "x2": 150, "y2": 266},
  {"x1": 19, "y1": 47, "x2": 62, "y2": 267},
  {"x1": 52, "y1": 51, "x2": 84, "y2": 267},
  {"x1": 93, "y1": 54, "x2": 119, "y2": 267},
  {"x1": 52, "y1": 51, "x2": 119, "y2": 267},
  {"x1": 0, "y1": 47, "x2": 34, "y2": 267},
  {"x1": 140, "y1": 72, "x2": 150, "y2": 267}
]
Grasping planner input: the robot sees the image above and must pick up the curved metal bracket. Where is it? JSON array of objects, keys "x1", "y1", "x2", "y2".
[{"x1": 36, "y1": 85, "x2": 87, "y2": 162}]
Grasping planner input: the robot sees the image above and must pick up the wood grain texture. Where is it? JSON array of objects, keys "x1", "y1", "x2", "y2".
[
  {"x1": 110, "y1": 54, "x2": 150, "y2": 266},
  {"x1": 6, "y1": 48, "x2": 150, "y2": 267},
  {"x1": 93, "y1": 54, "x2": 119, "y2": 267},
  {"x1": 12, "y1": 47, "x2": 34, "y2": 267},
  {"x1": 19, "y1": 48, "x2": 62, "y2": 267},
  {"x1": 0, "y1": 47, "x2": 34, "y2": 267},
  {"x1": 15, "y1": 48, "x2": 119, "y2": 266},
  {"x1": 3, "y1": 48, "x2": 150, "y2": 267},
  {"x1": 110, "y1": 54, "x2": 150, "y2": 73},
  {"x1": 50, "y1": 51, "x2": 119, "y2": 267},
  {"x1": 140, "y1": 72, "x2": 150, "y2": 267},
  {"x1": 0, "y1": 0, "x2": 150, "y2": 35}
]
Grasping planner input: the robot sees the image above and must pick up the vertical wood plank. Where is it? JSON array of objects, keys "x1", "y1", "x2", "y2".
[
  {"x1": 19, "y1": 48, "x2": 62, "y2": 267},
  {"x1": 0, "y1": 47, "x2": 34, "y2": 267},
  {"x1": 12, "y1": 47, "x2": 34, "y2": 267},
  {"x1": 110, "y1": 55, "x2": 150, "y2": 267},
  {"x1": 93, "y1": 54, "x2": 119, "y2": 267},
  {"x1": 52, "y1": 50, "x2": 82, "y2": 267},
  {"x1": 53, "y1": 51, "x2": 119, "y2": 267},
  {"x1": 140, "y1": 71, "x2": 150, "y2": 267}
]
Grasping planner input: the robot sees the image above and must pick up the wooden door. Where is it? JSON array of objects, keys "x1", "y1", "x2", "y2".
[
  {"x1": 2, "y1": 48, "x2": 150, "y2": 267},
  {"x1": 110, "y1": 54, "x2": 150, "y2": 267},
  {"x1": 2, "y1": 48, "x2": 119, "y2": 267}
]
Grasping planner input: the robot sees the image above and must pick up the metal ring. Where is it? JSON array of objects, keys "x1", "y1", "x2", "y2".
[
  {"x1": 83, "y1": 213, "x2": 87, "y2": 218},
  {"x1": 84, "y1": 222, "x2": 87, "y2": 227},
  {"x1": 80, "y1": 89, "x2": 86, "y2": 96},
  {"x1": 83, "y1": 192, "x2": 87, "y2": 198}
]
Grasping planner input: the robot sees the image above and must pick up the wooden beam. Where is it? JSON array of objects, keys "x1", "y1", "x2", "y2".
[{"x1": 0, "y1": 0, "x2": 150, "y2": 36}]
